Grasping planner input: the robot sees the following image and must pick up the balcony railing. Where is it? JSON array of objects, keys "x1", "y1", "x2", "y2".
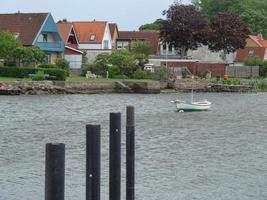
[{"x1": 35, "y1": 41, "x2": 65, "y2": 52}]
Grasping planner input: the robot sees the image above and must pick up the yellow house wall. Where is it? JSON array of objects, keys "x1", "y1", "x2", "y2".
[{"x1": 246, "y1": 38, "x2": 260, "y2": 47}]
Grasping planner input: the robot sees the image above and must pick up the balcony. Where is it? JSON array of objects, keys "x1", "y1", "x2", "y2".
[{"x1": 35, "y1": 41, "x2": 65, "y2": 52}]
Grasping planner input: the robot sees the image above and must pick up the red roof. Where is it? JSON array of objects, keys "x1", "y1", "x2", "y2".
[
  {"x1": 118, "y1": 31, "x2": 160, "y2": 55},
  {"x1": 0, "y1": 13, "x2": 48, "y2": 45},
  {"x1": 249, "y1": 35, "x2": 267, "y2": 48},
  {"x1": 57, "y1": 22, "x2": 73, "y2": 43},
  {"x1": 73, "y1": 21, "x2": 107, "y2": 44}
]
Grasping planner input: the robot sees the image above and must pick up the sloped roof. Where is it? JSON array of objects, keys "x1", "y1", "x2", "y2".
[
  {"x1": 0, "y1": 13, "x2": 48, "y2": 45},
  {"x1": 57, "y1": 22, "x2": 73, "y2": 43},
  {"x1": 248, "y1": 35, "x2": 267, "y2": 48},
  {"x1": 73, "y1": 21, "x2": 107, "y2": 43},
  {"x1": 109, "y1": 23, "x2": 118, "y2": 38},
  {"x1": 118, "y1": 31, "x2": 160, "y2": 55}
]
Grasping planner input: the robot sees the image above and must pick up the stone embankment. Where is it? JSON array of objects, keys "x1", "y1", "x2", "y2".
[
  {"x1": 0, "y1": 79, "x2": 256, "y2": 95},
  {"x1": 170, "y1": 79, "x2": 256, "y2": 93},
  {"x1": 0, "y1": 80, "x2": 160, "y2": 95}
]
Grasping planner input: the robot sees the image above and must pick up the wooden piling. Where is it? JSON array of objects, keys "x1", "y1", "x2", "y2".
[
  {"x1": 126, "y1": 106, "x2": 135, "y2": 200},
  {"x1": 86, "y1": 125, "x2": 101, "y2": 200},
  {"x1": 45, "y1": 143, "x2": 65, "y2": 200},
  {"x1": 109, "y1": 113, "x2": 121, "y2": 200}
]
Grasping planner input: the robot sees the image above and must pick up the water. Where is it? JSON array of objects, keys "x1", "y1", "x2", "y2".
[{"x1": 0, "y1": 93, "x2": 267, "y2": 200}]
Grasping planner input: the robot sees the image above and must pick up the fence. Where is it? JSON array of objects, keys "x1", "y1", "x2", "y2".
[
  {"x1": 45, "y1": 106, "x2": 135, "y2": 200},
  {"x1": 227, "y1": 65, "x2": 259, "y2": 78}
]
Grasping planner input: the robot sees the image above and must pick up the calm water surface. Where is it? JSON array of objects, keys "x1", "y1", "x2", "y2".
[{"x1": 0, "y1": 93, "x2": 267, "y2": 200}]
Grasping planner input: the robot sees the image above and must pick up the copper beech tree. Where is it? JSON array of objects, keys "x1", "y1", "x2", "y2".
[
  {"x1": 207, "y1": 12, "x2": 250, "y2": 58},
  {"x1": 160, "y1": 4, "x2": 250, "y2": 59},
  {"x1": 160, "y1": 4, "x2": 209, "y2": 58}
]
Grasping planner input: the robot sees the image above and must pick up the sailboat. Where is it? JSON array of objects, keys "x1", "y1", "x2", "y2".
[{"x1": 171, "y1": 76, "x2": 212, "y2": 112}]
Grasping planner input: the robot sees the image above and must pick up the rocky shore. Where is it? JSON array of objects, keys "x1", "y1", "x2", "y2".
[{"x1": 0, "y1": 79, "x2": 256, "y2": 95}]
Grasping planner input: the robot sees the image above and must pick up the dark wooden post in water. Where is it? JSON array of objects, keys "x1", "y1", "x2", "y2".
[
  {"x1": 109, "y1": 113, "x2": 121, "y2": 200},
  {"x1": 126, "y1": 106, "x2": 135, "y2": 200},
  {"x1": 45, "y1": 143, "x2": 65, "y2": 200},
  {"x1": 86, "y1": 125, "x2": 101, "y2": 200}
]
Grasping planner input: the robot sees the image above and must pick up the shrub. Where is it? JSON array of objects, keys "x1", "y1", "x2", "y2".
[
  {"x1": 108, "y1": 66, "x2": 120, "y2": 78},
  {"x1": 150, "y1": 67, "x2": 171, "y2": 81},
  {"x1": 38, "y1": 63, "x2": 57, "y2": 68},
  {"x1": 32, "y1": 71, "x2": 45, "y2": 81},
  {"x1": 132, "y1": 70, "x2": 148, "y2": 79},
  {"x1": 81, "y1": 64, "x2": 96, "y2": 76},
  {"x1": 222, "y1": 78, "x2": 241, "y2": 85},
  {"x1": 56, "y1": 58, "x2": 70, "y2": 76},
  {"x1": 0, "y1": 66, "x2": 66, "y2": 81}
]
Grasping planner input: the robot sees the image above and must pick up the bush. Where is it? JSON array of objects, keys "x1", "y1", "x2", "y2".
[
  {"x1": 81, "y1": 64, "x2": 96, "y2": 76},
  {"x1": 132, "y1": 70, "x2": 148, "y2": 79},
  {"x1": 108, "y1": 66, "x2": 120, "y2": 78},
  {"x1": 56, "y1": 58, "x2": 70, "y2": 76},
  {"x1": 222, "y1": 78, "x2": 241, "y2": 85},
  {"x1": 32, "y1": 71, "x2": 45, "y2": 81},
  {"x1": 38, "y1": 63, "x2": 57, "y2": 68},
  {"x1": 150, "y1": 67, "x2": 171, "y2": 81},
  {"x1": 0, "y1": 66, "x2": 66, "y2": 81}
]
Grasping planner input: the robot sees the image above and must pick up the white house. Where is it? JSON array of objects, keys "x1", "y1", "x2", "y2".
[{"x1": 73, "y1": 21, "x2": 112, "y2": 63}]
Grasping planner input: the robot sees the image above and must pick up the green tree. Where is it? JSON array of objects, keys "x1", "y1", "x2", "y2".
[
  {"x1": 129, "y1": 41, "x2": 151, "y2": 67},
  {"x1": 108, "y1": 50, "x2": 136, "y2": 76},
  {"x1": 139, "y1": 19, "x2": 163, "y2": 31},
  {"x1": 192, "y1": 0, "x2": 267, "y2": 38},
  {"x1": 56, "y1": 58, "x2": 70, "y2": 76},
  {"x1": 0, "y1": 31, "x2": 21, "y2": 64}
]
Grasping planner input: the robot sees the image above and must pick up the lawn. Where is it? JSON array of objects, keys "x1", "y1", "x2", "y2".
[
  {"x1": 0, "y1": 76, "x2": 156, "y2": 83},
  {"x1": 0, "y1": 77, "x2": 31, "y2": 82},
  {"x1": 66, "y1": 76, "x2": 155, "y2": 83}
]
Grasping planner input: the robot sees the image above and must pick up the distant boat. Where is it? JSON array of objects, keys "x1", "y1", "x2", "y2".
[{"x1": 171, "y1": 90, "x2": 211, "y2": 112}]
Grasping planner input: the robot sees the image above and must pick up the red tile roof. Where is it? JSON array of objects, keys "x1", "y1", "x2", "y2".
[
  {"x1": 57, "y1": 22, "x2": 73, "y2": 43},
  {"x1": 0, "y1": 13, "x2": 48, "y2": 45},
  {"x1": 118, "y1": 31, "x2": 160, "y2": 55},
  {"x1": 249, "y1": 35, "x2": 267, "y2": 48},
  {"x1": 73, "y1": 21, "x2": 107, "y2": 44}
]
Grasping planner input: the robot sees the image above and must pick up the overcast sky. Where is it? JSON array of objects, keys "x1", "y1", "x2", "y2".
[{"x1": 1, "y1": 0, "x2": 190, "y2": 30}]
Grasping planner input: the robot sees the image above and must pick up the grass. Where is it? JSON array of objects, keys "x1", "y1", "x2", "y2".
[
  {"x1": 0, "y1": 76, "x2": 156, "y2": 83},
  {"x1": 0, "y1": 77, "x2": 31, "y2": 82},
  {"x1": 66, "y1": 76, "x2": 156, "y2": 83}
]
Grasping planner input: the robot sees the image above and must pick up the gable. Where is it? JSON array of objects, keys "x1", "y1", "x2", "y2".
[
  {"x1": 42, "y1": 14, "x2": 59, "y2": 33},
  {"x1": 0, "y1": 13, "x2": 48, "y2": 45},
  {"x1": 246, "y1": 38, "x2": 261, "y2": 47},
  {"x1": 73, "y1": 21, "x2": 107, "y2": 44}
]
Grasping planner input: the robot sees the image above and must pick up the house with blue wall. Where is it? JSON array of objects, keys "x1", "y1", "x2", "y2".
[{"x1": 0, "y1": 12, "x2": 64, "y2": 64}]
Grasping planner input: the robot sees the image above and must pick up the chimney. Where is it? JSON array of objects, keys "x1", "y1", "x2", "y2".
[{"x1": 257, "y1": 33, "x2": 263, "y2": 40}]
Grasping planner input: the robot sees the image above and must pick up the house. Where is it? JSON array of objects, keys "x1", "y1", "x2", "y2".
[
  {"x1": 57, "y1": 20, "x2": 83, "y2": 69},
  {"x1": 236, "y1": 34, "x2": 267, "y2": 62},
  {"x1": 117, "y1": 31, "x2": 160, "y2": 55},
  {"x1": 0, "y1": 12, "x2": 64, "y2": 64},
  {"x1": 108, "y1": 23, "x2": 119, "y2": 50},
  {"x1": 73, "y1": 21, "x2": 112, "y2": 63}
]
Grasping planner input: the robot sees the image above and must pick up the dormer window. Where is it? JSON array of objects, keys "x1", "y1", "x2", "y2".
[{"x1": 90, "y1": 34, "x2": 96, "y2": 41}]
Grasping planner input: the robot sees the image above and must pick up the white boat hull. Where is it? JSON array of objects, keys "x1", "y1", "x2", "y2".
[{"x1": 171, "y1": 100, "x2": 211, "y2": 112}]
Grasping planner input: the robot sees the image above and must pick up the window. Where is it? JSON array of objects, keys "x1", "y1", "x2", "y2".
[
  {"x1": 248, "y1": 49, "x2": 254, "y2": 57},
  {"x1": 43, "y1": 34, "x2": 48, "y2": 43},
  {"x1": 90, "y1": 34, "x2": 96, "y2": 41},
  {"x1": 104, "y1": 40, "x2": 109, "y2": 49}
]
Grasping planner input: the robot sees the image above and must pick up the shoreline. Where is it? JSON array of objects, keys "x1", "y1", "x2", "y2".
[{"x1": 0, "y1": 79, "x2": 258, "y2": 95}]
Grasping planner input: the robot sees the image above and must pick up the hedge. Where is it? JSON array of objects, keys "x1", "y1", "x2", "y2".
[{"x1": 0, "y1": 66, "x2": 66, "y2": 81}]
